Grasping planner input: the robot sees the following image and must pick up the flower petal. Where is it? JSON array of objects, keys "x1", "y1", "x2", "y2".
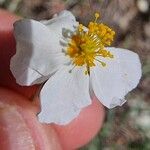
[
  {"x1": 41, "y1": 10, "x2": 78, "y2": 35},
  {"x1": 91, "y1": 47, "x2": 141, "y2": 108},
  {"x1": 10, "y1": 65, "x2": 49, "y2": 86},
  {"x1": 108, "y1": 47, "x2": 142, "y2": 90},
  {"x1": 41, "y1": 10, "x2": 79, "y2": 50},
  {"x1": 38, "y1": 66, "x2": 91, "y2": 125},
  {"x1": 10, "y1": 19, "x2": 69, "y2": 85}
]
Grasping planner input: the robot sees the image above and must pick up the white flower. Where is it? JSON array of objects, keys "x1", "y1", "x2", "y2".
[{"x1": 10, "y1": 10, "x2": 142, "y2": 125}]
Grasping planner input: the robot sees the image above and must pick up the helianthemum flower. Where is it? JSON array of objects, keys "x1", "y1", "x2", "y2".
[{"x1": 10, "y1": 10, "x2": 142, "y2": 125}]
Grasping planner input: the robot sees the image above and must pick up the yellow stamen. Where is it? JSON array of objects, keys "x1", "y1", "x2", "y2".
[
  {"x1": 66, "y1": 12, "x2": 115, "y2": 75},
  {"x1": 94, "y1": 12, "x2": 100, "y2": 22},
  {"x1": 78, "y1": 24, "x2": 84, "y2": 32}
]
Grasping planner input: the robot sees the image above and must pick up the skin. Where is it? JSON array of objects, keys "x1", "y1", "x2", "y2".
[{"x1": 0, "y1": 9, "x2": 105, "y2": 150}]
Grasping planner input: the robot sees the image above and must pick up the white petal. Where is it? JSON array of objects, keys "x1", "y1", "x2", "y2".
[
  {"x1": 11, "y1": 19, "x2": 69, "y2": 85},
  {"x1": 41, "y1": 10, "x2": 78, "y2": 45},
  {"x1": 107, "y1": 47, "x2": 142, "y2": 91},
  {"x1": 38, "y1": 66, "x2": 91, "y2": 125},
  {"x1": 91, "y1": 47, "x2": 141, "y2": 108},
  {"x1": 10, "y1": 66, "x2": 49, "y2": 86},
  {"x1": 42, "y1": 10, "x2": 78, "y2": 33}
]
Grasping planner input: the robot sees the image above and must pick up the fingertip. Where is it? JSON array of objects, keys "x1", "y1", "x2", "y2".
[{"x1": 52, "y1": 97, "x2": 105, "y2": 150}]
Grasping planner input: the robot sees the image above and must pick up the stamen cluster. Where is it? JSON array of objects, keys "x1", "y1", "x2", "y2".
[{"x1": 66, "y1": 13, "x2": 115, "y2": 74}]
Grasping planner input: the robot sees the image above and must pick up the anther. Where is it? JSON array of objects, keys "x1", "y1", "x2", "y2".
[{"x1": 94, "y1": 12, "x2": 100, "y2": 22}]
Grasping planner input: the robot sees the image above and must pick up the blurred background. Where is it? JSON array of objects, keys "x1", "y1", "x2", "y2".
[{"x1": 0, "y1": 0, "x2": 149, "y2": 149}]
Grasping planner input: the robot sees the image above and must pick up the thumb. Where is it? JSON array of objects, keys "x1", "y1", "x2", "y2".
[
  {"x1": 0, "y1": 9, "x2": 38, "y2": 99},
  {"x1": 0, "y1": 87, "x2": 62, "y2": 150}
]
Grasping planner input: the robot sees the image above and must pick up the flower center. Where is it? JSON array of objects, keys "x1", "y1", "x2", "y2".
[{"x1": 66, "y1": 13, "x2": 115, "y2": 74}]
